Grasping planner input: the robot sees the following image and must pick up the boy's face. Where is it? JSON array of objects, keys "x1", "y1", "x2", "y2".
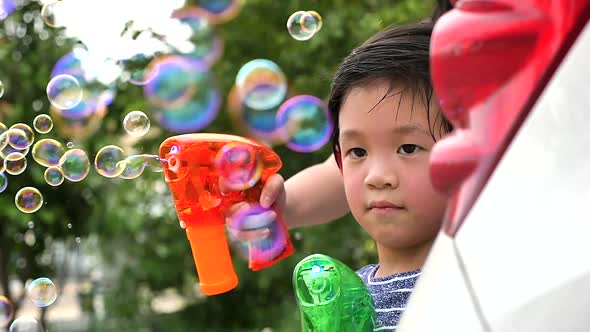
[{"x1": 338, "y1": 79, "x2": 448, "y2": 249}]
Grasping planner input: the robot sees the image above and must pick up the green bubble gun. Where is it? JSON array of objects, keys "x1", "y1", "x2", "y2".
[{"x1": 293, "y1": 254, "x2": 376, "y2": 332}]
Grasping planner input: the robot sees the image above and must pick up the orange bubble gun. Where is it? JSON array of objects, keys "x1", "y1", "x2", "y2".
[{"x1": 159, "y1": 133, "x2": 294, "y2": 296}]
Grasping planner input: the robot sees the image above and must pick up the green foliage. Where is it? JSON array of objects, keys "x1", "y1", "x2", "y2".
[{"x1": 0, "y1": 0, "x2": 434, "y2": 330}]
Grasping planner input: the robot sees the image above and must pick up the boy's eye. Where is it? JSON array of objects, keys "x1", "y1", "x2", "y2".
[
  {"x1": 346, "y1": 148, "x2": 367, "y2": 158},
  {"x1": 398, "y1": 144, "x2": 422, "y2": 155}
]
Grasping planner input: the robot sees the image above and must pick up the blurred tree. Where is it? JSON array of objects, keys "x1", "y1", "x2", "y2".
[{"x1": 0, "y1": 0, "x2": 434, "y2": 330}]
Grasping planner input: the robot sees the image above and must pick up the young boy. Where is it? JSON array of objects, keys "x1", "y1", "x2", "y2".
[
  {"x1": 229, "y1": 21, "x2": 453, "y2": 330},
  {"x1": 329, "y1": 21, "x2": 451, "y2": 329}
]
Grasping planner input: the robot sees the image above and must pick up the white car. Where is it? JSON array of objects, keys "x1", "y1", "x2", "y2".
[{"x1": 399, "y1": 0, "x2": 590, "y2": 331}]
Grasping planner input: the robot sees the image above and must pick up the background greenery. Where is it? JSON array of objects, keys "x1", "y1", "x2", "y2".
[{"x1": 0, "y1": 0, "x2": 433, "y2": 330}]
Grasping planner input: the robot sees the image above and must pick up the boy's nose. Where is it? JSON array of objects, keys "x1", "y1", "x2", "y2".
[{"x1": 364, "y1": 162, "x2": 399, "y2": 189}]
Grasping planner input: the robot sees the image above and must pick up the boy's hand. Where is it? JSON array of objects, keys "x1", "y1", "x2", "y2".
[{"x1": 225, "y1": 173, "x2": 287, "y2": 242}]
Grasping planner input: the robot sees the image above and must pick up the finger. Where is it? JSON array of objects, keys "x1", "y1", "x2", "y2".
[
  {"x1": 240, "y1": 210, "x2": 277, "y2": 230},
  {"x1": 228, "y1": 201, "x2": 250, "y2": 215},
  {"x1": 228, "y1": 228, "x2": 271, "y2": 242},
  {"x1": 260, "y1": 174, "x2": 284, "y2": 208}
]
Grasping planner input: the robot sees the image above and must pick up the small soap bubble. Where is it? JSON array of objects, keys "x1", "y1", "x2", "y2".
[
  {"x1": 66, "y1": 222, "x2": 72, "y2": 229},
  {"x1": 10, "y1": 124, "x2": 35, "y2": 147},
  {"x1": 276, "y1": 95, "x2": 333, "y2": 152},
  {"x1": 75, "y1": 237, "x2": 81, "y2": 244},
  {"x1": 0, "y1": 173, "x2": 7, "y2": 193},
  {"x1": 144, "y1": 154, "x2": 163, "y2": 172},
  {"x1": 44, "y1": 166, "x2": 64, "y2": 186},
  {"x1": 307, "y1": 11, "x2": 323, "y2": 32},
  {"x1": 32, "y1": 139, "x2": 64, "y2": 167},
  {"x1": 15, "y1": 187, "x2": 43, "y2": 213},
  {"x1": 41, "y1": 0, "x2": 62, "y2": 28},
  {"x1": 0, "y1": 295, "x2": 14, "y2": 327},
  {"x1": 235, "y1": 59, "x2": 287, "y2": 111},
  {"x1": 58, "y1": 149, "x2": 89, "y2": 182},
  {"x1": 8, "y1": 316, "x2": 44, "y2": 332},
  {"x1": 1, "y1": 144, "x2": 29, "y2": 160},
  {"x1": 7, "y1": 128, "x2": 31, "y2": 150},
  {"x1": 46, "y1": 74, "x2": 83, "y2": 110},
  {"x1": 123, "y1": 111, "x2": 150, "y2": 137},
  {"x1": 33, "y1": 114, "x2": 53, "y2": 134},
  {"x1": 0, "y1": 80, "x2": 4, "y2": 99},
  {"x1": 0, "y1": 129, "x2": 8, "y2": 152},
  {"x1": 4, "y1": 152, "x2": 27, "y2": 175},
  {"x1": 27, "y1": 221, "x2": 34, "y2": 229},
  {"x1": 66, "y1": 142, "x2": 74, "y2": 148},
  {"x1": 118, "y1": 154, "x2": 146, "y2": 180},
  {"x1": 287, "y1": 11, "x2": 321, "y2": 41},
  {"x1": 95, "y1": 145, "x2": 126, "y2": 178},
  {"x1": 27, "y1": 277, "x2": 57, "y2": 307},
  {"x1": 214, "y1": 142, "x2": 263, "y2": 191}
]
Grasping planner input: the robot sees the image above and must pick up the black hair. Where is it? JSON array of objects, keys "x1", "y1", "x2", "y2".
[
  {"x1": 329, "y1": 21, "x2": 453, "y2": 168},
  {"x1": 431, "y1": 0, "x2": 454, "y2": 21}
]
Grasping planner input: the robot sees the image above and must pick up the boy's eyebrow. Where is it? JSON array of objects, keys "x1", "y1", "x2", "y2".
[
  {"x1": 393, "y1": 125, "x2": 431, "y2": 136},
  {"x1": 339, "y1": 125, "x2": 431, "y2": 140},
  {"x1": 339, "y1": 129, "x2": 362, "y2": 140}
]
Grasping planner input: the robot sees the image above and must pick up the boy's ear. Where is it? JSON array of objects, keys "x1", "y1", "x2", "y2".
[{"x1": 333, "y1": 143, "x2": 343, "y2": 172}]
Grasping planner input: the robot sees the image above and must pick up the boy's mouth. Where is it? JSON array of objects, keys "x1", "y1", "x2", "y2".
[{"x1": 367, "y1": 200, "x2": 404, "y2": 214}]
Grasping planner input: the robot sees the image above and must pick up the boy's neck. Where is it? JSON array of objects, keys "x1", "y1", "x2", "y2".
[{"x1": 374, "y1": 239, "x2": 435, "y2": 278}]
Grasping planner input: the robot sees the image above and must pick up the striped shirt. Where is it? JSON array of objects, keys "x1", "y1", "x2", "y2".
[{"x1": 356, "y1": 264, "x2": 421, "y2": 331}]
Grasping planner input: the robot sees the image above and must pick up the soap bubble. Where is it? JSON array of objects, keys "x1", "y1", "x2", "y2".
[
  {"x1": 15, "y1": 187, "x2": 43, "y2": 213},
  {"x1": 27, "y1": 277, "x2": 57, "y2": 307},
  {"x1": 227, "y1": 85, "x2": 288, "y2": 145},
  {"x1": 58, "y1": 149, "x2": 90, "y2": 182},
  {"x1": 121, "y1": 53, "x2": 159, "y2": 86},
  {"x1": 5, "y1": 128, "x2": 29, "y2": 150},
  {"x1": 119, "y1": 154, "x2": 163, "y2": 179},
  {"x1": 235, "y1": 59, "x2": 287, "y2": 111},
  {"x1": 44, "y1": 167, "x2": 64, "y2": 186},
  {"x1": 4, "y1": 152, "x2": 27, "y2": 175},
  {"x1": 33, "y1": 114, "x2": 53, "y2": 134},
  {"x1": 0, "y1": 296, "x2": 14, "y2": 327},
  {"x1": 1, "y1": 144, "x2": 29, "y2": 160},
  {"x1": 307, "y1": 11, "x2": 323, "y2": 32},
  {"x1": 94, "y1": 145, "x2": 126, "y2": 178},
  {"x1": 10, "y1": 124, "x2": 34, "y2": 144},
  {"x1": 46, "y1": 74, "x2": 83, "y2": 110},
  {"x1": 145, "y1": 56, "x2": 221, "y2": 132},
  {"x1": 123, "y1": 111, "x2": 150, "y2": 137},
  {"x1": 276, "y1": 95, "x2": 333, "y2": 152},
  {"x1": 51, "y1": 51, "x2": 116, "y2": 107},
  {"x1": 173, "y1": 7, "x2": 223, "y2": 67},
  {"x1": 144, "y1": 56, "x2": 198, "y2": 109},
  {"x1": 41, "y1": 0, "x2": 63, "y2": 28},
  {"x1": 195, "y1": 0, "x2": 241, "y2": 24},
  {"x1": 0, "y1": 80, "x2": 4, "y2": 99},
  {"x1": 215, "y1": 142, "x2": 263, "y2": 191},
  {"x1": 32, "y1": 139, "x2": 64, "y2": 167},
  {"x1": 8, "y1": 124, "x2": 34, "y2": 149},
  {"x1": 118, "y1": 154, "x2": 147, "y2": 179},
  {"x1": 287, "y1": 11, "x2": 321, "y2": 41},
  {"x1": 0, "y1": 173, "x2": 7, "y2": 193},
  {"x1": 9, "y1": 317, "x2": 44, "y2": 332}
]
